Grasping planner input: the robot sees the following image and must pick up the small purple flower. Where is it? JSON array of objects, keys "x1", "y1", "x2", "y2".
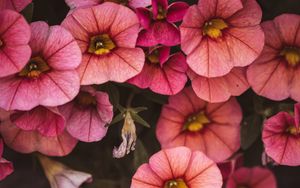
[{"x1": 136, "y1": 0, "x2": 189, "y2": 47}]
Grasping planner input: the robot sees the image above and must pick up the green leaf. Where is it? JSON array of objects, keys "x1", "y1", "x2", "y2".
[
  {"x1": 142, "y1": 91, "x2": 168, "y2": 105},
  {"x1": 131, "y1": 112, "x2": 151, "y2": 128},
  {"x1": 130, "y1": 107, "x2": 148, "y2": 113},
  {"x1": 241, "y1": 115, "x2": 263, "y2": 150},
  {"x1": 133, "y1": 140, "x2": 149, "y2": 170},
  {"x1": 109, "y1": 112, "x2": 124, "y2": 126},
  {"x1": 21, "y1": 3, "x2": 34, "y2": 22}
]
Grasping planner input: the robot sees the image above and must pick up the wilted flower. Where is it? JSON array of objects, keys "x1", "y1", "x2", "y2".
[
  {"x1": 0, "y1": 21, "x2": 82, "y2": 111},
  {"x1": 0, "y1": 10, "x2": 31, "y2": 78},
  {"x1": 38, "y1": 155, "x2": 92, "y2": 188},
  {"x1": 0, "y1": 0, "x2": 32, "y2": 12},
  {"x1": 156, "y1": 87, "x2": 242, "y2": 162},
  {"x1": 131, "y1": 146, "x2": 223, "y2": 188},
  {"x1": 136, "y1": 0, "x2": 189, "y2": 47},
  {"x1": 188, "y1": 67, "x2": 249, "y2": 103},
  {"x1": 128, "y1": 46, "x2": 188, "y2": 95},
  {"x1": 247, "y1": 14, "x2": 300, "y2": 101},
  {"x1": 226, "y1": 167, "x2": 276, "y2": 188},
  {"x1": 180, "y1": 0, "x2": 264, "y2": 78},
  {"x1": 62, "y1": 2, "x2": 145, "y2": 85},
  {"x1": 0, "y1": 138, "x2": 14, "y2": 181},
  {"x1": 113, "y1": 111, "x2": 137, "y2": 158},
  {"x1": 262, "y1": 103, "x2": 300, "y2": 166},
  {"x1": 59, "y1": 86, "x2": 113, "y2": 142}
]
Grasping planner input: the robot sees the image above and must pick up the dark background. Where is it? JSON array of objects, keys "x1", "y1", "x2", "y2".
[{"x1": 1, "y1": 0, "x2": 300, "y2": 187}]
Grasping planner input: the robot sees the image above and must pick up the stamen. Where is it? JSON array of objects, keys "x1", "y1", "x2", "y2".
[
  {"x1": 19, "y1": 56, "x2": 50, "y2": 78},
  {"x1": 157, "y1": 5, "x2": 167, "y2": 20},
  {"x1": 286, "y1": 125, "x2": 300, "y2": 135},
  {"x1": 185, "y1": 111, "x2": 210, "y2": 132},
  {"x1": 88, "y1": 34, "x2": 116, "y2": 55},
  {"x1": 203, "y1": 19, "x2": 228, "y2": 39},
  {"x1": 76, "y1": 91, "x2": 97, "y2": 107},
  {"x1": 280, "y1": 47, "x2": 300, "y2": 67},
  {"x1": 164, "y1": 179, "x2": 188, "y2": 188},
  {"x1": 147, "y1": 49, "x2": 160, "y2": 64}
]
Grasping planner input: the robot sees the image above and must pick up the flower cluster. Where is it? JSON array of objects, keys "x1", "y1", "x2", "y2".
[{"x1": 0, "y1": 0, "x2": 300, "y2": 187}]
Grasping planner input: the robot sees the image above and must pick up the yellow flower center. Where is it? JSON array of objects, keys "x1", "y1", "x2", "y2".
[
  {"x1": 76, "y1": 91, "x2": 97, "y2": 107},
  {"x1": 147, "y1": 49, "x2": 160, "y2": 64},
  {"x1": 88, "y1": 34, "x2": 116, "y2": 55},
  {"x1": 185, "y1": 111, "x2": 210, "y2": 132},
  {"x1": 157, "y1": 5, "x2": 167, "y2": 20},
  {"x1": 203, "y1": 19, "x2": 228, "y2": 39},
  {"x1": 286, "y1": 126, "x2": 300, "y2": 135},
  {"x1": 280, "y1": 47, "x2": 300, "y2": 67},
  {"x1": 164, "y1": 179, "x2": 188, "y2": 188},
  {"x1": 19, "y1": 56, "x2": 50, "y2": 78}
]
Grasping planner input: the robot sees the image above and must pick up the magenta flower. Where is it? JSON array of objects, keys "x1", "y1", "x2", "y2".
[
  {"x1": 217, "y1": 153, "x2": 243, "y2": 181},
  {"x1": 0, "y1": 118, "x2": 78, "y2": 157},
  {"x1": 65, "y1": 0, "x2": 151, "y2": 10},
  {"x1": 188, "y1": 67, "x2": 249, "y2": 103},
  {"x1": 62, "y1": 2, "x2": 145, "y2": 85},
  {"x1": 0, "y1": 138, "x2": 14, "y2": 181},
  {"x1": 156, "y1": 87, "x2": 242, "y2": 162},
  {"x1": 180, "y1": 0, "x2": 264, "y2": 78},
  {"x1": 131, "y1": 146, "x2": 223, "y2": 188},
  {"x1": 0, "y1": 0, "x2": 32, "y2": 12},
  {"x1": 262, "y1": 103, "x2": 300, "y2": 166},
  {"x1": 226, "y1": 167, "x2": 276, "y2": 188},
  {"x1": 0, "y1": 21, "x2": 82, "y2": 111},
  {"x1": 128, "y1": 46, "x2": 188, "y2": 95},
  {"x1": 247, "y1": 14, "x2": 300, "y2": 101},
  {"x1": 59, "y1": 86, "x2": 113, "y2": 142},
  {"x1": 136, "y1": 0, "x2": 189, "y2": 47},
  {"x1": 0, "y1": 10, "x2": 31, "y2": 78}
]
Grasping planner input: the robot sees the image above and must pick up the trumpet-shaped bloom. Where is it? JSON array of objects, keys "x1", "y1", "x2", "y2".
[
  {"x1": 226, "y1": 167, "x2": 276, "y2": 188},
  {"x1": 59, "y1": 86, "x2": 113, "y2": 142},
  {"x1": 0, "y1": 119, "x2": 78, "y2": 157},
  {"x1": 0, "y1": 10, "x2": 31, "y2": 78},
  {"x1": 38, "y1": 155, "x2": 92, "y2": 188},
  {"x1": 156, "y1": 87, "x2": 242, "y2": 162},
  {"x1": 262, "y1": 103, "x2": 300, "y2": 166},
  {"x1": 0, "y1": 139, "x2": 14, "y2": 181},
  {"x1": 62, "y1": 2, "x2": 145, "y2": 85},
  {"x1": 131, "y1": 146, "x2": 223, "y2": 188},
  {"x1": 128, "y1": 46, "x2": 188, "y2": 95},
  {"x1": 247, "y1": 14, "x2": 300, "y2": 101},
  {"x1": 0, "y1": 21, "x2": 81, "y2": 111},
  {"x1": 180, "y1": 0, "x2": 264, "y2": 78},
  {"x1": 0, "y1": 0, "x2": 31, "y2": 12},
  {"x1": 188, "y1": 67, "x2": 249, "y2": 103},
  {"x1": 136, "y1": 0, "x2": 189, "y2": 47},
  {"x1": 65, "y1": 0, "x2": 151, "y2": 10}
]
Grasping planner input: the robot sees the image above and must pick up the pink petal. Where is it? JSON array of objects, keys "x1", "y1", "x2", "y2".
[
  {"x1": 274, "y1": 14, "x2": 300, "y2": 45},
  {"x1": 65, "y1": 0, "x2": 99, "y2": 9},
  {"x1": 166, "y1": 2, "x2": 189, "y2": 23},
  {"x1": 11, "y1": 106, "x2": 65, "y2": 137},
  {"x1": 129, "y1": 0, "x2": 151, "y2": 8},
  {"x1": 294, "y1": 103, "x2": 300, "y2": 128},
  {"x1": 0, "y1": 120, "x2": 78, "y2": 156},
  {"x1": 261, "y1": 21, "x2": 283, "y2": 50},
  {"x1": 131, "y1": 164, "x2": 163, "y2": 187},
  {"x1": 228, "y1": 0, "x2": 262, "y2": 27},
  {"x1": 128, "y1": 63, "x2": 156, "y2": 89},
  {"x1": 152, "y1": 21, "x2": 180, "y2": 46},
  {"x1": 158, "y1": 46, "x2": 170, "y2": 65},
  {"x1": 0, "y1": 139, "x2": 3, "y2": 156},
  {"x1": 0, "y1": 0, "x2": 32, "y2": 12},
  {"x1": 0, "y1": 158, "x2": 14, "y2": 181},
  {"x1": 289, "y1": 67, "x2": 300, "y2": 102},
  {"x1": 42, "y1": 25, "x2": 82, "y2": 70},
  {"x1": 136, "y1": 7, "x2": 152, "y2": 29},
  {"x1": 136, "y1": 28, "x2": 157, "y2": 47},
  {"x1": 29, "y1": 21, "x2": 50, "y2": 55}
]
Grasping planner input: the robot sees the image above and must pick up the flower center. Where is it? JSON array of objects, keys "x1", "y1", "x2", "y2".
[
  {"x1": 157, "y1": 5, "x2": 167, "y2": 20},
  {"x1": 280, "y1": 47, "x2": 300, "y2": 67},
  {"x1": 147, "y1": 49, "x2": 160, "y2": 64},
  {"x1": 164, "y1": 179, "x2": 188, "y2": 188},
  {"x1": 184, "y1": 111, "x2": 210, "y2": 132},
  {"x1": 286, "y1": 125, "x2": 300, "y2": 135},
  {"x1": 19, "y1": 56, "x2": 50, "y2": 78},
  {"x1": 76, "y1": 91, "x2": 97, "y2": 107},
  {"x1": 203, "y1": 19, "x2": 228, "y2": 39},
  {"x1": 88, "y1": 34, "x2": 115, "y2": 55}
]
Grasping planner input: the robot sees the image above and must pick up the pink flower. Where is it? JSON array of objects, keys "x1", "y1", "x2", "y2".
[
  {"x1": 0, "y1": 118, "x2": 78, "y2": 157},
  {"x1": 131, "y1": 146, "x2": 223, "y2": 188},
  {"x1": 217, "y1": 153, "x2": 243, "y2": 181},
  {"x1": 262, "y1": 103, "x2": 300, "y2": 166},
  {"x1": 156, "y1": 87, "x2": 242, "y2": 162},
  {"x1": 0, "y1": 21, "x2": 82, "y2": 111},
  {"x1": 62, "y1": 2, "x2": 145, "y2": 85},
  {"x1": 65, "y1": 0, "x2": 151, "y2": 10},
  {"x1": 226, "y1": 167, "x2": 276, "y2": 188},
  {"x1": 136, "y1": 0, "x2": 189, "y2": 47},
  {"x1": 180, "y1": 0, "x2": 264, "y2": 78},
  {"x1": 0, "y1": 0, "x2": 32, "y2": 12},
  {"x1": 0, "y1": 138, "x2": 14, "y2": 181},
  {"x1": 128, "y1": 46, "x2": 188, "y2": 95},
  {"x1": 188, "y1": 67, "x2": 249, "y2": 103},
  {"x1": 247, "y1": 14, "x2": 300, "y2": 101},
  {"x1": 0, "y1": 10, "x2": 31, "y2": 78},
  {"x1": 59, "y1": 86, "x2": 113, "y2": 142}
]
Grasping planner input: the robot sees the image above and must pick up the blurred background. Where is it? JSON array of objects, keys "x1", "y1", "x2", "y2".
[{"x1": 1, "y1": 0, "x2": 300, "y2": 187}]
